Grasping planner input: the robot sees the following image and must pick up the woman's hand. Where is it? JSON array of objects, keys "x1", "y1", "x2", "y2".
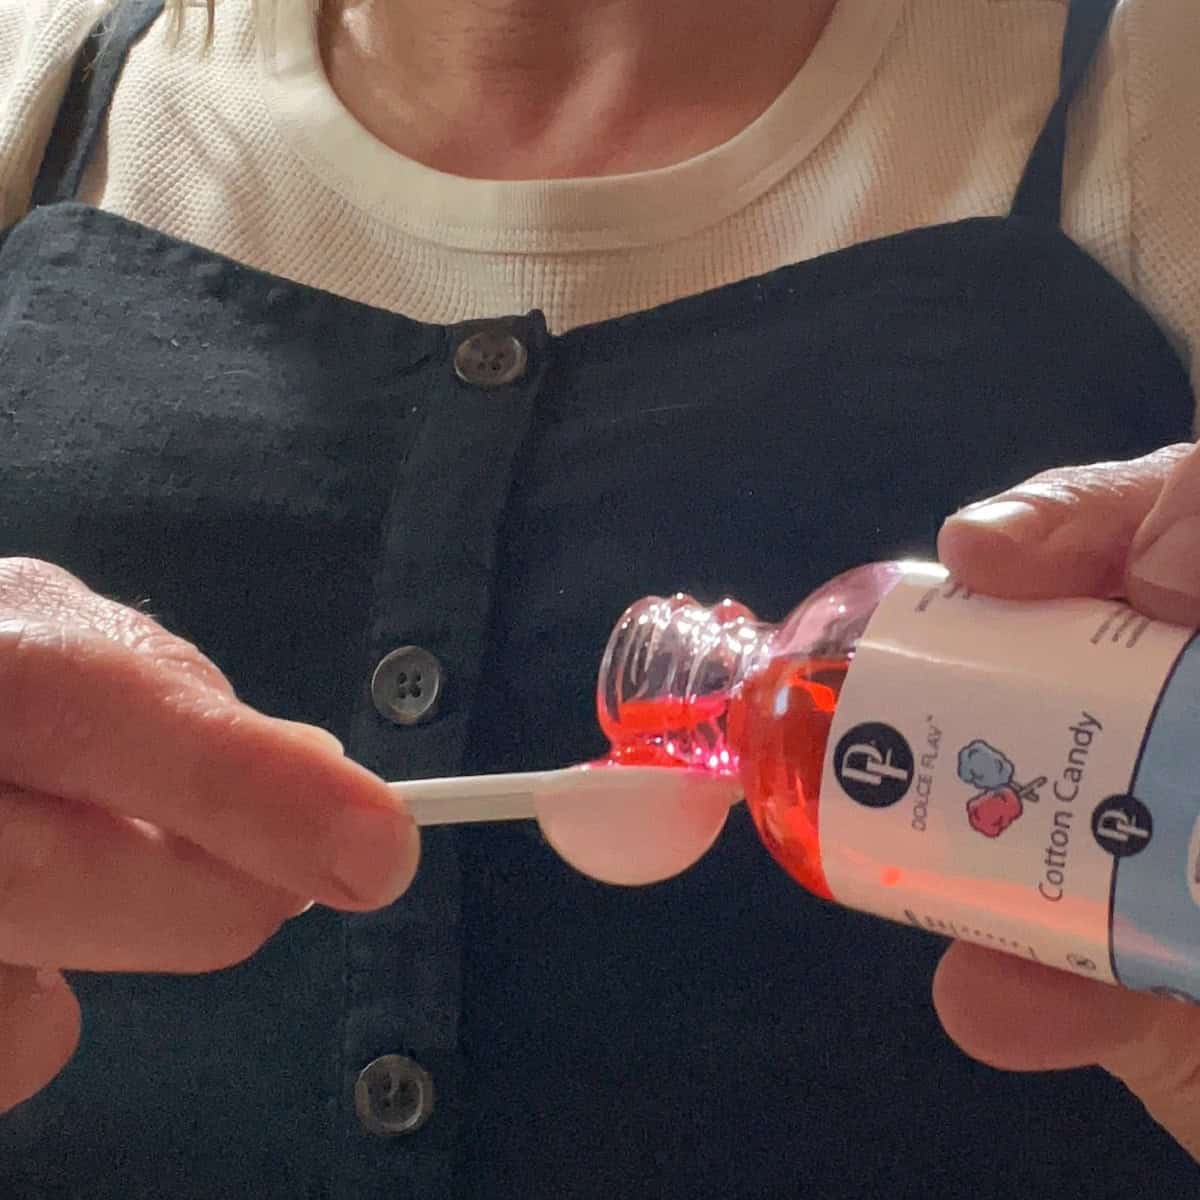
[
  {"x1": 935, "y1": 441, "x2": 1200, "y2": 1162},
  {"x1": 0, "y1": 557, "x2": 420, "y2": 1113}
]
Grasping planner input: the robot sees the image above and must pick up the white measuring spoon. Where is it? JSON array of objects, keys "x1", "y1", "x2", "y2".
[{"x1": 391, "y1": 764, "x2": 741, "y2": 886}]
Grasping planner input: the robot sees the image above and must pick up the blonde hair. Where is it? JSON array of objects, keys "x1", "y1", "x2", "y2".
[
  {"x1": 162, "y1": 0, "x2": 217, "y2": 44},
  {"x1": 162, "y1": 1, "x2": 321, "y2": 44}
]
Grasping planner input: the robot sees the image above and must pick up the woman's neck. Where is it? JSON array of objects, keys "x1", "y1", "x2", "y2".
[{"x1": 319, "y1": 0, "x2": 840, "y2": 179}]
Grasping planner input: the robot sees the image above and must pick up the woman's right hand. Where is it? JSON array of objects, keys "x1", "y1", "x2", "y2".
[{"x1": 0, "y1": 557, "x2": 420, "y2": 1113}]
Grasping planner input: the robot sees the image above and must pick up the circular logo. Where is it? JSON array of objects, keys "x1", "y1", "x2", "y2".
[
  {"x1": 833, "y1": 723, "x2": 914, "y2": 809},
  {"x1": 1091, "y1": 794, "x2": 1154, "y2": 859}
]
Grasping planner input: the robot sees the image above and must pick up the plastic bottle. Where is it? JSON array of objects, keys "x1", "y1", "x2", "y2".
[{"x1": 597, "y1": 560, "x2": 1200, "y2": 1001}]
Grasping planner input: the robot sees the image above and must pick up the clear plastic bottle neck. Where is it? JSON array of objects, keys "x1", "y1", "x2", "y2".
[
  {"x1": 596, "y1": 563, "x2": 915, "y2": 773},
  {"x1": 597, "y1": 594, "x2": 775, "y2": 773}
]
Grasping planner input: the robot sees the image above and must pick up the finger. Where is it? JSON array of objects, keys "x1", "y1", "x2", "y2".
[
  {"x1": 0, "y1": 619, "x2": 419, "y2": 913},
  {"x1": 1126, "y1": 442, "x2": 1200, "y2": 626},
  {"x1": 933, "y1": 943, "x2": 1200, "y2": 1161},
  {"x1": 0, "y1": 965, "x2": 81, "y2": 1114},
  {"x1": 0, "y1": 785, "x2": 309, "y2": 972},
  {"x1": 932, "y1": 941, "x2": 1152, "y2": 1070},
  {"x1": 0, "y1": 557, "x2": 237, "y2": 699},
  {"x1": 937, "y1": 445, "x2": 1193, "y2": 601}
]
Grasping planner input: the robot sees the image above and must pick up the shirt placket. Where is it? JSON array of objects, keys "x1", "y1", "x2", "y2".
[{"x1": 331, "y1": 314, "x2": 550, "y2": 1200}]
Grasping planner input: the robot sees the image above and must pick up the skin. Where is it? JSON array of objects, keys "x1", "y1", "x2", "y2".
[
  {"x1": 317, "y1": 0, "x2": 841, "y2": 179},
  {"x1": 0, "y1": 557, "x2": 421, "y2": 1110},
  {"x1": 936, "y1": 444, "x2": 1200, "y2": 1164},
  {"x1": 5, "y1": 0, "x2": 1198, "y2": 1170}
]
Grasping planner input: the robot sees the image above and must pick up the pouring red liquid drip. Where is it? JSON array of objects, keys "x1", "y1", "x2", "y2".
[{"x1": 601, "y1": 655, "x2": 851, "y2": 900}]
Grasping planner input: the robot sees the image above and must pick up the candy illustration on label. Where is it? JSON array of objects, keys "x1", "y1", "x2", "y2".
[{"x1": 957, "y1": 739, "x2": 1046, "y2": 838}]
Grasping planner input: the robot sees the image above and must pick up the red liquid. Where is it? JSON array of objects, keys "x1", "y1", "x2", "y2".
[
  {"x1": 730, "y1": 656, "x2": 848, "y2": 900},
  {"x1": 603, "y1": 655, "x2": 850, "y2": 899},
  {"x1": 603, "y1": 692, "x2": 731, "y2": 767}
]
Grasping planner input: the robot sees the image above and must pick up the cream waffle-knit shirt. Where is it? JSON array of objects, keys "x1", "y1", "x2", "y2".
[{"x1": 1, "y1": 0, "x2": 1198, "y2": 408}]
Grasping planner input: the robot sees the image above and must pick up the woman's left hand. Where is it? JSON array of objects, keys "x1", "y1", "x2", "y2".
[{"x1": 935, "y1": 441, "x2": 1200, "y2": 1163}]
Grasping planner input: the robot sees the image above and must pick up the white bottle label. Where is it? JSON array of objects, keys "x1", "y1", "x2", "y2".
[{"x1": 819, "y1": 564, "x2": 1200, "y2": 999}]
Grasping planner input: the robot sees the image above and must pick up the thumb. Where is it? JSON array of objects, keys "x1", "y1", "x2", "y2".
[
  {"x1": 937, "y1": 444, "x2": 1197, "y2": 617},
  {"x1": 934, "y1": 943, "x2": 1200, "y2": 1161}
]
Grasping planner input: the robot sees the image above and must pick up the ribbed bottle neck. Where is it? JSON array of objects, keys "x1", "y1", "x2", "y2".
[{"x1": 597, "y1": 593, "x2": 776, "y2": 772}]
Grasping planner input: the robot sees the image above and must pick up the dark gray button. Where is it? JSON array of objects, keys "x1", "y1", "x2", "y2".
[
  {"x1": 355, "y1": 1054, "x2": 434, "y2": 1136},
  {"x1": 371, "y1": 646, "x2": 443, "y2": 726},
  {"x1": 453, "y1": 327, "x2": 528, "y2": 388}
]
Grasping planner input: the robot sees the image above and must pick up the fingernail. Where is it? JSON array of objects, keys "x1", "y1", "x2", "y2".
[
  {"x1": 331, "y1": 803, "x2": 421, "y2": 906},
  {"x1": 951, "y1": 499, "x2": 1050, "y2": 542},
  {"x1": 1130, "y1": 516, "x2": 1200, "y2": 599},
  {"x1": 278, "y1": 720, "x2": 345, "y2": 756}
]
